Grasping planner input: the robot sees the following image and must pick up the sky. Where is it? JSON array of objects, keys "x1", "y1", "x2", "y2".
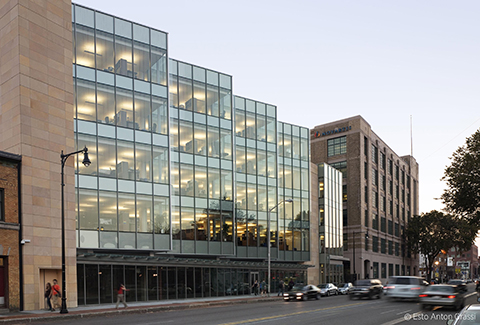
[{"x1": 75, "y1": 1, "x2": 480, "y2": 218}]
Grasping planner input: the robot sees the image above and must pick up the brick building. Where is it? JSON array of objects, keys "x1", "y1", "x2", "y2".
[{"x1": 0, "y1": 151, "x2": 21, "y2": 310}]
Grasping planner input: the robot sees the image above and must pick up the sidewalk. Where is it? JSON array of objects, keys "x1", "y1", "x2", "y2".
[{"x1": 0, "y1": 294, "x2": 283, "y2": 324}]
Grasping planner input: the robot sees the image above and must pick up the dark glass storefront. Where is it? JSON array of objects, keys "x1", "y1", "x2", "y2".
[{"x1": 77, "y1": 261, "x2": 306, "y2": 305}]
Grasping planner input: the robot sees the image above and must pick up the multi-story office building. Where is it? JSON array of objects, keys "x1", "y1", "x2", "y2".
[
  {"x1": 317, "y1": 163, "x2": 347, "y2": 284},
  {"x1": 0, "y1": 1, "x2": 312, "y2": 310},
  {"x1": 311, "y1": 116, "x2": 419, "y2": 282}
]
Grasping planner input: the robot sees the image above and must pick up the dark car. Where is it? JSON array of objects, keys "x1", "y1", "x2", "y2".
[
  {"x1": 448, "y1": 279, "x2": 468, "y2": 293},
  {"x1": 419, "y1": 284, "x2": 466, "y2": 311},
  {"x1": 350, "y1": 279, "x2": 383, "y2": 300},
  {"x1": 283, "y1": 284, "x2": 321, "y2": 301}
]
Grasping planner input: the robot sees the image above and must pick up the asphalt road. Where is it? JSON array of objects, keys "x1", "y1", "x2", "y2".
[{"x1": 35, "y1": 286, "x2": 479, "y2": 325}]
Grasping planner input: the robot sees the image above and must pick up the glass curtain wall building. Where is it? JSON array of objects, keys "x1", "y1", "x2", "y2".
[
  {"x1": 318, "y1": 163, "x2": 345, "y2": 284},
  {"x1": 72, "y1": 3, "x2": 310, "y2": 305}
]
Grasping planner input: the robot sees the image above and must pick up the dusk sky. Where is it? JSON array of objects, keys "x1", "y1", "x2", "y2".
[{"x1": 75, "y1": 0, "x2": 480, "y2": 220}]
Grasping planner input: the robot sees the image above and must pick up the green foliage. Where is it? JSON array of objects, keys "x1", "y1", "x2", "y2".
[
  {"x1": 405, "y1": 210, "x2": 475, "y2": 282},
  {"x1": 442, "y1": 128, "x2": 480, "y2": 225}
]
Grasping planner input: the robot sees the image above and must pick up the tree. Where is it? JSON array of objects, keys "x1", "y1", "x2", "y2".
[
  {"x1": 405, "y1": 211, "x2": 475, "y2": 282},
  {"x1": 442, "y1": 128, "x2": 480, "y2": 226}
]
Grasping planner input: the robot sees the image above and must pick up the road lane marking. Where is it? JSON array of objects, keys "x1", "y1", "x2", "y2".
[
  {"x1": 219, "y1": 302, "x2": 369, "y2": 325},
  {"x1": 396, "y1": 309, "x2": 411, "y2": 315}
]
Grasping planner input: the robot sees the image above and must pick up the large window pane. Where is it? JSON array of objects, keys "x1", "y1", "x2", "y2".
[
  {"x1": 153, "y1": 196, "x2": 169, "y2": 234},
  {"x1": 116, "y1": 88, "x2": 133, "y2": 128},
  {"x1": 208, "y1": 168, "x2": 220, "y2": 199},
  {"x1": 194, "y1": 123, "x2": 207, "y2": 156},
  {"x1": 256, "y1": 115, "x2": 266, "y2": 141},
  {"x1": 220, "y1": 129, "x2": 232, "y2": 160},
  {"x1": 179, "y1": 121, "x2": 193, "y2": 154},
  {"x1": 152, "y1": 96, "x2": 168, "y2": 134},
  {"x1": 206, "y1": 85, "x2": 219, "y2": 117},
  {"x1": 180, "y1": 164, "x2": 194, "y2": 196},
  {"x1": 221, "y1": 170, "x2": 233, "y2": 201},
  {"x1": 97, "y1": 137, "x2": 116, "y2": 177},
  {"x1": 118, "y1": 192, "x2": 135, "y2": 232},
  {"x1": 99, "y1": 190, "x2": 117, "y2": 231},
  {"x1": 117, "y1": 140, "x2": 135, "y2": 180},
  {"x1": 133, "y1": 41, "x2": 150, "y2": 81},
  {"x1": 136, "y1": 143, "x2": 152, "y2": 182},
  {"x1": 134, "y1": 92, "x2": 151, "y2": 131},
  {"x1": 76, "y1": 79, "x2": 96, "y2": 121},
  {"x1": 78, "y1": 189, "x2": 98, "y2": 230},
  {"x1": 219, "y1": 89, "x2": 231, "y2": 120},
  {"x1": 153, "y1": 145, "x2": 169, "y2": 184},
  {"x1": 208, "y1": 127, "x2": 220, "y2": 158},
  {"x1": 181, "y1": 207, "x2": 195, "y2": 240},
  {"x1": 245, "y1": 112, "x2": 256, "y2": 139},
  {"x1": 236, "y1": 146, "x2": 246, "y2": 173},
  {"x1": 97, "y1": 83, "x2": 115, "y2": 125},
  {"x1": 195, "y1": 166, "x2": 208, "y2": 198},
  {"x1": 235, "y1": 110, "x2": 245, "y2": 137},
  {"x1": 193, "y1": 81, "x2": 206, "y2": 114},
  {"x1": 75, "y1": 25, "x2": 95, "y2": 68},
  {"x1": 137, "y1": 194, "x2": 152, "y2": 233},
  {"x1": 114, "y1": 36, "x2": 133, "y2": 77},
  {"x1": 178, "y1": 78, "x2": 192, "y2": 110},
  {"x1": 195, "y1": 208, "x2": 208, "y2": 241},
  {"x1": 96, "y1": 30, "x2": 114, "y2": 72},
  {"x1": 151, "y1": 46, "x2": 167, "y2": 86}
]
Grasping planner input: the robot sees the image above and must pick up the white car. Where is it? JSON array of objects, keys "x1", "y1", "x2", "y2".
[
  {"x1": 318, "y1": 283, "x2": 338, "y2": 296},
  {"x1": 338, "y1": 282, "x2": 354, "y2": 295},
  {"x1": 384, "y1": 276, "x2": 429, "y2": 301}
]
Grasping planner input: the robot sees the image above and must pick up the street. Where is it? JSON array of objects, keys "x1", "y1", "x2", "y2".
[{"x1": 33, "y1": 284, "x2": 479, "y2": 325}]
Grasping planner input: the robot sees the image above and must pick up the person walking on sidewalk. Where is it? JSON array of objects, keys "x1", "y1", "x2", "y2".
[
  {"x1": 252, "y1": 280, "x2": 259, "y2": 296},
  {"x1": 278, "y1": 281, "x2": 285, "y2": 296},
  {"x1": 260, "y1": 280, "x2": 267, "y2": 296},
  {"x1": 51, "y1": 279, "x2": 61, "y2": 311},
  {"x1": 115, "y1": 283, "x2": 129, "y2": 309},
  {"x1": 45, "y1": 282, "x2": 53, "y2": 311}
]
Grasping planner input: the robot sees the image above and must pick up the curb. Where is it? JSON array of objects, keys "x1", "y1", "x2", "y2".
[{"x1": 0, "y1": 296, "x2": 280, "y2": 324}]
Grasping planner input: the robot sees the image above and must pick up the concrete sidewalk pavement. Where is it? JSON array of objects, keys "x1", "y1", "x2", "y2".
[{"x1": 0, "y1": 294, "x2": 283, "y2": 324}]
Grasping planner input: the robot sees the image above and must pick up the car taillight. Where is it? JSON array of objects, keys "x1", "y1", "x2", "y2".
[
  {"x1": 384, "y1": 286, "x2": 395, "y2": 289},
  {"x1": 419, "y1": 294, "x2": 428, "y2": 298},
  {"x1": 410, "y1": 287, "x2": 421, "y2": 290},
  {"x1": 447, "y1": 295, "x2": 456, "y2": 299}
]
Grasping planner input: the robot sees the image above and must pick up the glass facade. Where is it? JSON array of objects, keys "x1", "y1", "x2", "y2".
[
  {"x1": 72, "y1": 4, "x2": 310, "y2": 305},
  {"x1": 318, "y1": 163, "x2": 344, "y2": 284}
]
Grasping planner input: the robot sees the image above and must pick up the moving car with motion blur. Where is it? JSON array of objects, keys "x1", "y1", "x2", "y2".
[
  {"x1": 419, "y1": 284, "x2": 466, "y2": 311},
  {"x1": 383, "y1": 276, "x2": 429, "y2": 301},
  {"x1": 283, "y1": 284, "x2": 321, "y2": 301},
  {"x1": 350, "y1": 279, "x2": 383, "y2": 300}
]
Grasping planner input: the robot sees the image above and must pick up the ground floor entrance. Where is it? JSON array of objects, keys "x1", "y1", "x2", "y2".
[{"x1": 77, "y1": 261, "x2": 307, "y2": 306}]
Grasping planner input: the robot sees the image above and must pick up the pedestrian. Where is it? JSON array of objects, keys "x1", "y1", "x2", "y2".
[
  {"x1": 288, "y1": 279, "x2": 294, "y2": 291},
  {"x1": 51, "y1": 279, "x2": 61, "y2": 311},
  {"x1": 278, "y1": 281, "x2": 285, "y2": 296},
  {"x1": 115, "y1": 283, "x2": 129, "y2": 309},
  {"x1": 45, "y1": 282, "x2": 53, "y2": 311},
  {"x1": 252, "y1": 280, "x2": 259, "y2": 296},
  {"x1": 260, "y1": 280, "x2": 267, "y2": 297}
]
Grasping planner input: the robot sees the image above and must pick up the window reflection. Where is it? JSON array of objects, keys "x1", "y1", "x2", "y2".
[
  {"x1": 193, "y1": 124, "x2": 207, "y2": 156},
  {"x1": 134, "y1": 92, "x2": 151, "y2": 131},
  {"x1": 136, "y1": 194, "x2": 152, "y2": 233},
  {"x1": 99, "y1": 191, "x2": 117, "y2": 231},
  {"x1": 219, "y1": 89, "x2": 231, "y2": 120},
  {"x1": 195, "y1": 166, "x2": 208, "y2": 198},
  {"x1": 133, "y1": 41, "x2": 150, "y2": 82},
  {"x1": 78, "y1": 189, "x2": 98, "y2": 230},
  {"x1": 97, "y1": 137, "x2": 116, "y2": 177},
  {"x1": 180, "y1": 164, "x2": 194, "y2": 196},
  {"x1": 135, "y1": 143, "x2": 152, "y2": 182},
  {"x1": 179, "y1": 121, "x2": 193, "y2": 153},
  {"x1": 118, "y1": 192, "x2": 135, "y2": 232},
  {"x1": 96, "y1": 30, "x2": 114, "y2": 72},
  {"x1": 76, "y1": 79, "x2": 96, "y2": 121},
  {"x1": 151, "y1": 46, "x2": 167, "y2": 86},
  {"x1": 206, "y1": 85, "x2": 219, "y2": 117},
  {"x1": 153, "y1": 196, "x2": 169, "y2": 234},
  {"x1": 117, "y1": 140, "x2": 135, "y2": 180},
  {"x1": 153, "y1": 146, "x2": 169, "y2": 184},
  {"x1": 75, "y1": 25, "x2": 95, "y2": 68},
  {"x1": 115, "y1": 88, "x2": 133, "y2": 128},
  {"x1": 114, "y1": 36, "x2": 133, "y2": 78},
  {"x1": 152, "y1": 96, "x2": 168, "y2": 134},
  {"x1": 96, "y1": 83, "x2": 115, "y2": 125}
]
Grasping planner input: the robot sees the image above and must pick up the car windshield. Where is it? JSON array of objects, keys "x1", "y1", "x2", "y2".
[
  {"x1": 355, "y1": 280, "x2": 371, "y2": 286},
  {"x1": 448, "y1": 280, "x2": 463, "y2": 284},
  {"x1": 428, "y1": 286, "x2": 454, "y2": 293},
  {"x1": 318, "y1": 284, "x2": 327, "y2": 288},
  {"x1": 339, "y1": 283, "x2": 346, "y2": 288},
  {"x1": 292, "y1": 285, "x2": 305, "y2": 291},
  {"x1": 456, "y1": 310, "x2": 480, "y2": 324}
]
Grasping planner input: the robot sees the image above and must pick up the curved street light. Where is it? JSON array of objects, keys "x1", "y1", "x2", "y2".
[
  {"x1": 60, "y1": 146, "x2": 90, "y2": 313},
  {"x1": 267, "y1": 198, "x2": 293, "y2": 296}
]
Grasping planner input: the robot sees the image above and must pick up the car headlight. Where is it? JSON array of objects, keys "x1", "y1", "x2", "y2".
[
  {"x1": 296, "y1": 293, "x2": 303, "y2": 296},
  {"x1": 283, "y1": 293, "x2": 289, "y2": 296}
]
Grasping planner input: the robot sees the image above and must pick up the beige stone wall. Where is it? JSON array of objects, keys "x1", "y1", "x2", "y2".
[
  {"x1": 0, "y1": 0, "x2": 75, "y2": 310},
  {"x1": 307, "y1": 162, "x2": 319, "y2": 285}
]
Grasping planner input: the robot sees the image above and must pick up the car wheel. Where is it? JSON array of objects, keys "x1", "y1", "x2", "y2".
[
  {"x1": 377, "y1": 293, "x2": 381, "y2": 299},
  {"x1": 335, "y1": 290, "x2": 338, "y2": 295},
  {"x1": 368, "y1": 292, "x2": 374, "y2": 300},
  {"x1": 302, "y1": 295, "x2": 308, "y2": 301},
  {"x1": 316, "y1": 293, "x2": 320, "y2": 300},
  {"x1": 326, "y1": 291, "x2": 330, "y2": 297}
]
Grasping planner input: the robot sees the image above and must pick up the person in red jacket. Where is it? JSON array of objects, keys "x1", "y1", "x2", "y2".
[
  {"x1": 115, "y1": 283, "x2": 129, "y2": 309},
  {"x1": 51, "y1": 279, "x2": 61, "y2": 311}
]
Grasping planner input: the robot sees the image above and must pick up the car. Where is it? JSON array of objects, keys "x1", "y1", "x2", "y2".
[
  {"x1": 283, "y1": 284, "x2": 322, "y2": 301},
  {"x1": 419, "y1": 284, "x2": 466, "y2": 311},
  {"x1": 318, "y1": 283, "x2": 338, "y2": 296},
  {"x1": 350, "y1": 279, "x2": 383, "y2": 300},
  {"x1": 338, "y1": 282, "x2": 354, "y2": 295},
  {"x1": 447, "y1": 303, "x2": 480, "y2": 325},
  {"x1": 383, "y1": 276, "x2": 429, "y2": 301},
  {"x1": 448, "y1": 279, "x2": 468, "y2": 293}
]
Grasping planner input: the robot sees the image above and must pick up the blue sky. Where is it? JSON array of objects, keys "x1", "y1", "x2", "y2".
[{"x1": 75, "y1": 0, "x2": 480, "y2": 216}]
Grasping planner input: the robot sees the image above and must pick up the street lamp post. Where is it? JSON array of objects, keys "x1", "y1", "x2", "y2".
[
  {"x1": 60, "y1": 146, "x2": 90, "y2": 314},
  {"x1": 267, "y1": 199, "x2": 293, "y2": 297}
]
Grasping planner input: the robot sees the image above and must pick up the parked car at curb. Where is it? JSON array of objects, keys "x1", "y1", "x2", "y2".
[
  {"x1": 383, "y1": 276, "x2": 429, "y2": 301},
  {"x1": 419, "y1": 284, "x2": 466, "y2": 311},
  {"x1": 318, "y1": 283, "x2": 339, "y2": 296},
  {"x1": 350, "y1": 279, "x2": 383, "y2": 300},
  {"x1": 338, "y1": 283, "x2": 354, "y2": 295},
  {"x1": 283, "y1": 284, "x2": 322, "y2": 301}
]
